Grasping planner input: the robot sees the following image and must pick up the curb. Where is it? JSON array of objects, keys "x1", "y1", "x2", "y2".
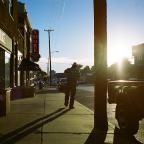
[{"x1": 75, "y1": 100, "x2": 115, "y2": 129}]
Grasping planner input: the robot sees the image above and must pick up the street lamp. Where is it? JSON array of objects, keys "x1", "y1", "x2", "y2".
[{"x1": 44, "y1": 29, "x2": 54, "y2": 86}]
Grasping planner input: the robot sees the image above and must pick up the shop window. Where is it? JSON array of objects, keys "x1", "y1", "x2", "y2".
[
  {"x1": 0, "y1": 48, "x2": 5, "y2": 89},
  {"x1": 5, "y1": 51, "x2": 10, "y2": 88}
]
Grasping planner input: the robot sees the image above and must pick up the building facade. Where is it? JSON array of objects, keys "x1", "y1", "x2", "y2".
[
  {"x1": 0, "y1": 0, "x2": 35, "y2": 88},
  {"x1": 0, "y1": 0, "x2": 19, "y2": 90},
  {"x1": 132, "y1": 43, "x2": 144, "y2": 66},
  {"x1": 18, "y1": 2, "x2": 33, "y2": 86},
  {"x1": 132, "y1": 43, "x2": 144, "y2": 79},
  {"x1": 0, "y1": 0, "x2": 37, "y2": 115}
]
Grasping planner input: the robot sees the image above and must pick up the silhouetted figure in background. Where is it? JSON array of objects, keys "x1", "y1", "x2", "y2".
[
  {"x1": 64, "y1": 62, "x2": 80, "y2": 109},
  {"x1": 38, "y1": 80, "x2": 44, "y2": 89}
]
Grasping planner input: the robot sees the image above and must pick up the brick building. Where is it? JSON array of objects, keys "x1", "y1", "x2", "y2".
[{"x1": 0, "y1": 0, "x2": 38, "y2": 116}]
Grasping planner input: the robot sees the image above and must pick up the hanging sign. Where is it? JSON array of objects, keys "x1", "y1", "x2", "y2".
[
  {"x1": 31, "y1": 29, "x2": 40, "y2": 62},
  {"x1": 32, "y1": 29, "x2": 39, "y2": 53}
]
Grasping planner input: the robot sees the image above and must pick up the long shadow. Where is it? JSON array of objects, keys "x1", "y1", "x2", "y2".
[
  {"x1": 113, "y1": 127, "x2": 143, "y2": 144},
  {"x1": 84, "y1": 127, "x2": 143, "y2": 144},
  {"x1": 0, "y1": 108, "x2": 70, "y2": 144},
  {"x1": 84, "y1": 128, "x2": 110, "y2": 144}
]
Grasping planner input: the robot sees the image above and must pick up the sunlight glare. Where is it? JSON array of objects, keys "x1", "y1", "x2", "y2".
[{"x1": 108, "y1": 37, "x2": 132, "y2": 67}]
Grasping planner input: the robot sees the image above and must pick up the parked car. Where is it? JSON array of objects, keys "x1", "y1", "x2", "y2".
[
  {"x1": 58, "y1": 78, "x2": 67, "y2": 92},
  {"x1": 51, "y1": 79, "x2": 58, "y2": 86}
]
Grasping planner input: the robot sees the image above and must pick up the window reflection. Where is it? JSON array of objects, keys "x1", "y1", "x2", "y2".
[{"x1": 5, "y1": 51, "x2": 10, "y2": 88}]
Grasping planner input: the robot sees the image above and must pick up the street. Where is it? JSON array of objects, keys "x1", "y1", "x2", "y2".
[
  {"x1": 0, "y1": 86, "x2": 143, "y2": 144},
  {"x1": 76, "y1": 85, "x2": 116, "y2": 125}
]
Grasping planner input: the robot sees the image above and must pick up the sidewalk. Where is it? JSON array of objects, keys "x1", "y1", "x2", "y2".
[{"x1": 0, "y1": 87, "x2": 143, "y2": 144}]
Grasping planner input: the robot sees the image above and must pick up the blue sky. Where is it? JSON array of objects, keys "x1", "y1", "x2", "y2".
[
  {"x1": 107, "y1": 0, "x2": 144, "y2": 65},
  {"x1": 20, "y1": 0, "x2": 144, "y2": 73}
]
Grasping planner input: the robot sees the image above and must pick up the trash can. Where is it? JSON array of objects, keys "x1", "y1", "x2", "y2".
[{"x1": 0, "y1": 89, "x2": 11, "y2": 117}]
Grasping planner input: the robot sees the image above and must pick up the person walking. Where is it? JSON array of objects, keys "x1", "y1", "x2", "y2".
[{"x1": 64, "y1": 62, "x2": 80, "y2": 109}]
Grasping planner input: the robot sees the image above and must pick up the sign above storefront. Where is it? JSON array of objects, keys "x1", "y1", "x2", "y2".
[
  {"x1": 32, "y1": 29, "x2": 39, "y2": 53},
  {"x1": 0, "y1": 29, "x2": 6, "y2": 44},
  {"x1": 31, "y1": 29, "x2": 40, "y2": 62},
  {"x1": 0, "y1": 28, "x2": 12, "y2": 52}
]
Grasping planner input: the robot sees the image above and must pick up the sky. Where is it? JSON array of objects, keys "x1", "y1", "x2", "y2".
[{"x1": 20, "y1": 0, "x2": 144, "y2": 73}]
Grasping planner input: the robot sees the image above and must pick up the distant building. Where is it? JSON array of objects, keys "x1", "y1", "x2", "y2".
[
  {"x1": 132, "y1": 43, "x2": 144, "y2": 66},
  {"x1": 132, "y1": 43, "x2": 144, "y2": 79},
  {"x1": 55, "y1": 73, "x2": 66, "y2": 79}
]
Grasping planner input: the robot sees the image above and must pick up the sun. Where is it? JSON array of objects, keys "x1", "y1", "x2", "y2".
[{"x1": 108, "y1": 38, "x2": 132, "y2": 67}]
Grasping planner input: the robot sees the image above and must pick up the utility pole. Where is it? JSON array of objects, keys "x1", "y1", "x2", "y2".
[
  {"x1": 94, "y1": 0, "x2": 108, "y2": 133},
  {"x1": 44, "y1": 29, "x2": 54, "y2": 86}
]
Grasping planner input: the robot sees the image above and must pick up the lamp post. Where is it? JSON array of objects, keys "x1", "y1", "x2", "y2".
[
  {"x1": 94, "y1": 0, "x2": 108, "y2": 132},
  {"x1": 44, "y1": 29, "x2": 54, "y2": 86}
]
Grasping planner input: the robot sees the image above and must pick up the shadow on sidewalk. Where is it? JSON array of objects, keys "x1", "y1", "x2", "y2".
[
  {"x1": 113, "y1": 127, "x2": 143, "y2": 144},
  {"x1": 0, "y1": 107, "x2": 70, "y2": 144},
  {"x1": 84, "y1": 128, "x2": 109, "y2": 144},
  {"x1": 84, "y1": 127, "x2": 142, "y2": 144}
]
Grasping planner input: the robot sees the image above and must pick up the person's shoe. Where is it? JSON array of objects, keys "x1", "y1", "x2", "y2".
[
  {"x1": 64, "y1": 103, "x2": 68, "y2": 107},
  {"x1": 69, "y1": 106, "x2": 74, "y2": 109}
]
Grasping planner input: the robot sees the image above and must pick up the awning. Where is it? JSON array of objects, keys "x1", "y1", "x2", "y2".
[{"x1": 18, "y1": 58, "x2": 41, "y2": 71}]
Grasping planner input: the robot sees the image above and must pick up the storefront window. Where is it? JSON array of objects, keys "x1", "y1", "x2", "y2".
[{"x1": 5, "y1": 51, "x2": 10, "y2": 88}]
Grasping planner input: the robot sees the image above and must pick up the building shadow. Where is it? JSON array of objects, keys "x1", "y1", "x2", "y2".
[
  {"x1": 113, "y1": 127, "x2": 143, "y2": 144},
  {"x1": 84, "y1": 128, "x2": 110, "y2": 144}
]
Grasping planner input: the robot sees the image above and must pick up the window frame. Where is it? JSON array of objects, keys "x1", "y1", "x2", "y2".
[
  {"x1": 5, "y1": 51, "x2": 11, "y2": 88},
  {"x1": 9, "y1": 0, "x2": 14, "y2": 17}
]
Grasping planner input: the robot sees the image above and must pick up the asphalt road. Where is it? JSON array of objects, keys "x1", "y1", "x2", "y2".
[
  {"x1": 76, "y1": 85, "x2": 94, "y2": 111},
  {"x1": 76, "y1": 85, "x2": 116, "y2": 124}
]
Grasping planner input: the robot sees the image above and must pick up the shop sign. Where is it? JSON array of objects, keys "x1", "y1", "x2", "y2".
[
  {"x1": 0, "y1": 28, "x2": 12, "y2": 52},
  {"x1": 32, "y1": 29, "x2": 39, "y2": 54},
  {"x1": 0, "y1": 29, "x2": 6, "y2": 44}
]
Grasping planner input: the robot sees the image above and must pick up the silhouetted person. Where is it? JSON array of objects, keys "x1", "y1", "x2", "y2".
[
  {"x1": 38, "y1": 80, "x2": 44, "y2": 89},
  {"x1": 64, "y1": 62, "x2": 80, "y2": 109}
]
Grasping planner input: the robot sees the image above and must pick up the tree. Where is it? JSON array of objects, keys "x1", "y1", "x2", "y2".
[
  {"x1": 77, "y1": 64, "x2": 83, "y2": 70},
  {"x1": 108, "y1": 58, "x2": 132, "y2": 80},
  {"x1": 91, "y1": 65, "x2": 96, "y2": 73},
  {"x1": 80, "y1": 66, "x2": 91, "y2": 76}
]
